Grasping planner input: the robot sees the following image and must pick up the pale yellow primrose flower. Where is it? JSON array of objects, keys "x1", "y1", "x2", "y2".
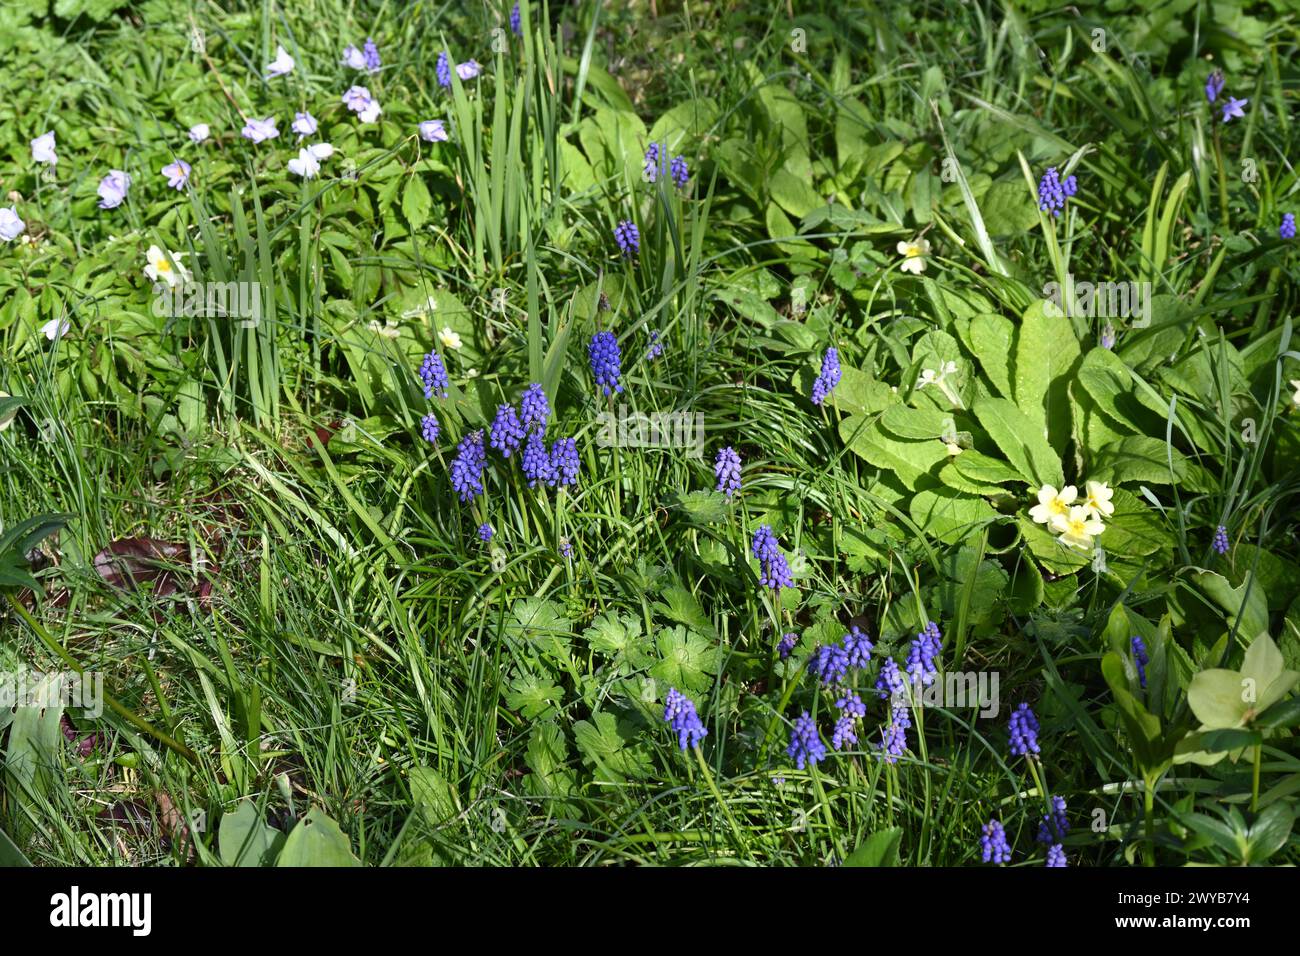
[
  {"x1": 144, "y1": 245, "x2": 191, "y2": 288},
  {"x1": 1084, "y1": 480, "x2": 1114, "y2": 519},
  {"x1": 438, "y1": 326, "x2": 463, "y2": 350},
  {"x1": 1051, "y1": 505, "x2": 1105, "y2": 551},
  {"x1": 896, "y1": 237, "x2": 931, "y2": 274},
  {"x1": 1028, "y1": 484, "x2": 1077, "y2": 525}
]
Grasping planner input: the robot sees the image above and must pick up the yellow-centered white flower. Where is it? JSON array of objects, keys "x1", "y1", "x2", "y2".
[
  {"x1": 1084, "y1": 480, "x2": 1114, "y2": 519},
  {"x1": 896, "y1": 237, "x2": 931, "y2": 274},
  {"x1": 1051, "y1": 505, "x2": 1105, "y2": 552},
  {"x1": 438, "y1": 326, "x2": 463, "y2": 350},
  {"x1": 1028, "y1": 484, "x2": 1077, "y2": 525},
  {"x1": 144, "y1": 245, "x2": 191, "y2": 288}
]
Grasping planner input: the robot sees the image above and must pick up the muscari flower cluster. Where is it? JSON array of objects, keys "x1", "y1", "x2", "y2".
[
  {"x1": 642, "y1": 142, "x2": 690, "y2": 189},
  {"x1": 811, "y1": 347, "x2": 841, "y2": 406},
  {"x1": 1282, "y1": 213, "x2": 1296, "y2": 240},
  {"x1": 588, "y1": 331, "x2": 623, "y2": 395},
  {"x1": 1028, "y1": 479, "x2": 1113, "y2": 553},
  {"x1": 714, "y1": 446, "x2": 741, "y2": 497},
  {"x1": 1008, "y1": 702, "x2": 1041, "y2": 756},
  {"x1": 492, "y1": 385, "x2": 578, "y2": 491},
  {"x1": 613, "y1": 220, "x2": 640, "y2": 258},
  {"x1": 1037, "y1": 166, "x2": 1078, "y2": 217},
  {"x1": 663, "y1": 688, "x2": 707, "y2": 750},
  {"x1": 787, "y1": 711, "x2": 827, "y2": 769},
  {"x1": 778, "y1": 632, "x2": 798, "y2": 660},
  {"x1": 751, "y1": 525, "x2": 794, "y2": 592},
  {"x1": 449, "y1": 430, "x2": 488, "y2": 501},
  {"x1": 980, "y1": 819, "x2": 1011, "y2": 864},
  {"x1": 1213, "y1": 524, "x2": 1229, "y2": 555}
]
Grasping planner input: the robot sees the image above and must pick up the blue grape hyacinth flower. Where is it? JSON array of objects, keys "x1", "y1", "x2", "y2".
[
  {"x1": 877, "y1": 701, "x2": 910, "y2": 764},
  {"x1": 1282, "y1": 213, "x2": 1296, "y2": 239},
  {"x1": 810, "y1": 643, "x2": 850, "y2": 687},
  {"x1": 751, "y1": 525, "x2": 794, "y2": 592},
  {"x1": 787, "y1": 711, "x2": 826, "y2": 769},
  {"x1": 670, "y1": 155, "x2": 689, "y2": 189},
  {"x1": 613, "y1": 219, "x2": 640, "y2": 257},
  {"x1": 449, "y1": 430, "x2": 487, "y2": 502},
  {"x1": 981, "y1": 819, "x2": 1011, "y2": 864},
  {"x1": 1213, "y1": 524, "x2": 1229, "y2": 555},
  {"x1": 510, "y1": 2, "x2": 522, "y2": 35},
  {"x1": 810, "y1": 347, "x2": 841, "y2": 406},
  {"x1": 549, "y1": 437, "x2": 580, "y2": 487},
  {"x1": 477, "y1": 523, "x2": 494, "y2": 542},
  {"x1": 1008, "y1": 702, "x2": 1041, "y2": 756},
  {"x1": 663, "y1": 688, "x2": 707, "y2": 750},
  {"x1": 643, "y1": 142, "x2": 663, "y2": 182},
  {"x1": 1037, "y1": 166, "x2": 1078, "y2": 217},
  {"x1": 1045, "y1": 844, "x2": 1067, "y2": 867},
  {"x1": 489, "y1": 403, "x2": 525, "y2": 458},
  {"x1": 1037, "y1": 795, "x2": 1069, "y2": 844},
  {"x1": 421, "y1": 413, "x2": 440, "y2": 444},
  {"x1": 521, "y1": 430, "x2": 554, "y2": 488},
  {"x1": 714, "y1": 446, "x2": 741, "y2": 497},
  {"x1": 875, "y1": 656, "x2": 905, "y2": 701},
  {"x1": 519, "y1": 383, "x2": 550, "y2": 433},
  {"x1": 588, "y1": 331, "x2": 623, "y2": 396},
  {"x1": 906, "y1": 621, "x2": 943, "y2": 688},
  {"x1": 778, "y1": 632, "x2": 798, "y2": 660},
  {"x1": 436, "y1": 51, "x2": 452, "y2": 88},
  {"x1": 842, "y1": 625, "x2": 873, "y2": 669},
  {"x1": 419, "y1": 350, "x2": 450, "y2": 399}
]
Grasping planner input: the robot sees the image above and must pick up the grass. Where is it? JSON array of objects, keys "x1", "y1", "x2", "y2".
[{"x1": 1, "y1": 0, "x2": 1299, "y2": 867}]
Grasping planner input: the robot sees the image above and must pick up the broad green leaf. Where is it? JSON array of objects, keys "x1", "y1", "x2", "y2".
[
  {"x1": 839, "y1": 415, "x2": 949, "y2": 490},
  {"x1": 1014, "y1": 299, "x2": 1080, "y2": 452},
  {"x1": 965, "y1": 314, "x2": 1015, "y2": 398},
  {"x1": 277, "y1": 809, "x2": 360, "y2": 867},
  {"x1": 843, "y1": 827, "x2": 903, "y2": 866},
  {"x1": 219, "y1": 800, "x2": 286, "y2": 867},
  {"x1": 909, "y1": 488, "x2": 998, "y2": 544},
  {"x1": 973, "y1": 395, "x2": 1062, "y2": 486}
]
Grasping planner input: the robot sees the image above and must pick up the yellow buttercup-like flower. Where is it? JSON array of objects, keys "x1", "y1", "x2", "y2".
[
  {"x1": 1028, "y1": 484, "x2": 1077, "y2": 525},
  {"x1": 1051, "y1": 505, "x2": 1105, "y2": 551}
]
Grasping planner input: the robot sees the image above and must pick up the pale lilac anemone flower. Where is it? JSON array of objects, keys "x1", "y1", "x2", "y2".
[
  {"x1": 242, "y1": 117, "x2": 280, "y2": 143},
  {"x1": 97, "y1": 170, "x2": 131, "y2": 209},
  {"x1": 161, "y1": 159, "x2": 191, "y2": 190}
]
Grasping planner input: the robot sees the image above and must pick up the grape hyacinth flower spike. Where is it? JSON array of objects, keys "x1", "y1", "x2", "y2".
[
  {"x1": 663, "y1": 688, "x2": 707, "y2": 750},
  {"x1": 489, "y1": 403, "x2": 525, "y2": 458},
  {"x1": 519, "y1": 383, "x2": 550, "y2": 433},
  {"x1": 1281, "y1": 214, "x2": 1296, "y2": 240},
  {"x1": 588, "y1": 331, "x2": 623, "y2": 396},
  {"x1": 419, "y1": 350, "x2": 450, "y2": 399},
  {"x1": 449, "y1": 430, "x2": 488, "y2": 502},
  {"x1": 811, "y1": 347, "x2": 841, "y2": 406},
  {"x1": 714, "y1": 446, "x2": 741, "y2": 497},
  {"x1": 1037, "y1": 166, "x2": 1078, "y2": 217},
  {"x1": 613, "y1": 219, "x2": 640, "y2": 258},
  {"x1": 751, "y1": 525, "x2": 794, "y2": 593},
  {"x1": 787, "y1": 711, "x2": 826, "y2": 769},
  {"x1": 980, "y1": 819, "x2": 1011, "y2": 864},
  {"x1": 1008, "y1": 702, "x2": 1041, "y2": 756}
]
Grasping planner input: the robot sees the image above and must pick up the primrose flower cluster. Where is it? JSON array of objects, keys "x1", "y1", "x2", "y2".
[{"x1": 1028, "y1": 479, "x2": 1113, "y2": 553}]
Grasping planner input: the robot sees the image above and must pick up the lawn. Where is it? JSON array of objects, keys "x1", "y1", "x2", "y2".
[{"x1": 1, "y1": 0, "x2": 1299, "y2": 869}]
